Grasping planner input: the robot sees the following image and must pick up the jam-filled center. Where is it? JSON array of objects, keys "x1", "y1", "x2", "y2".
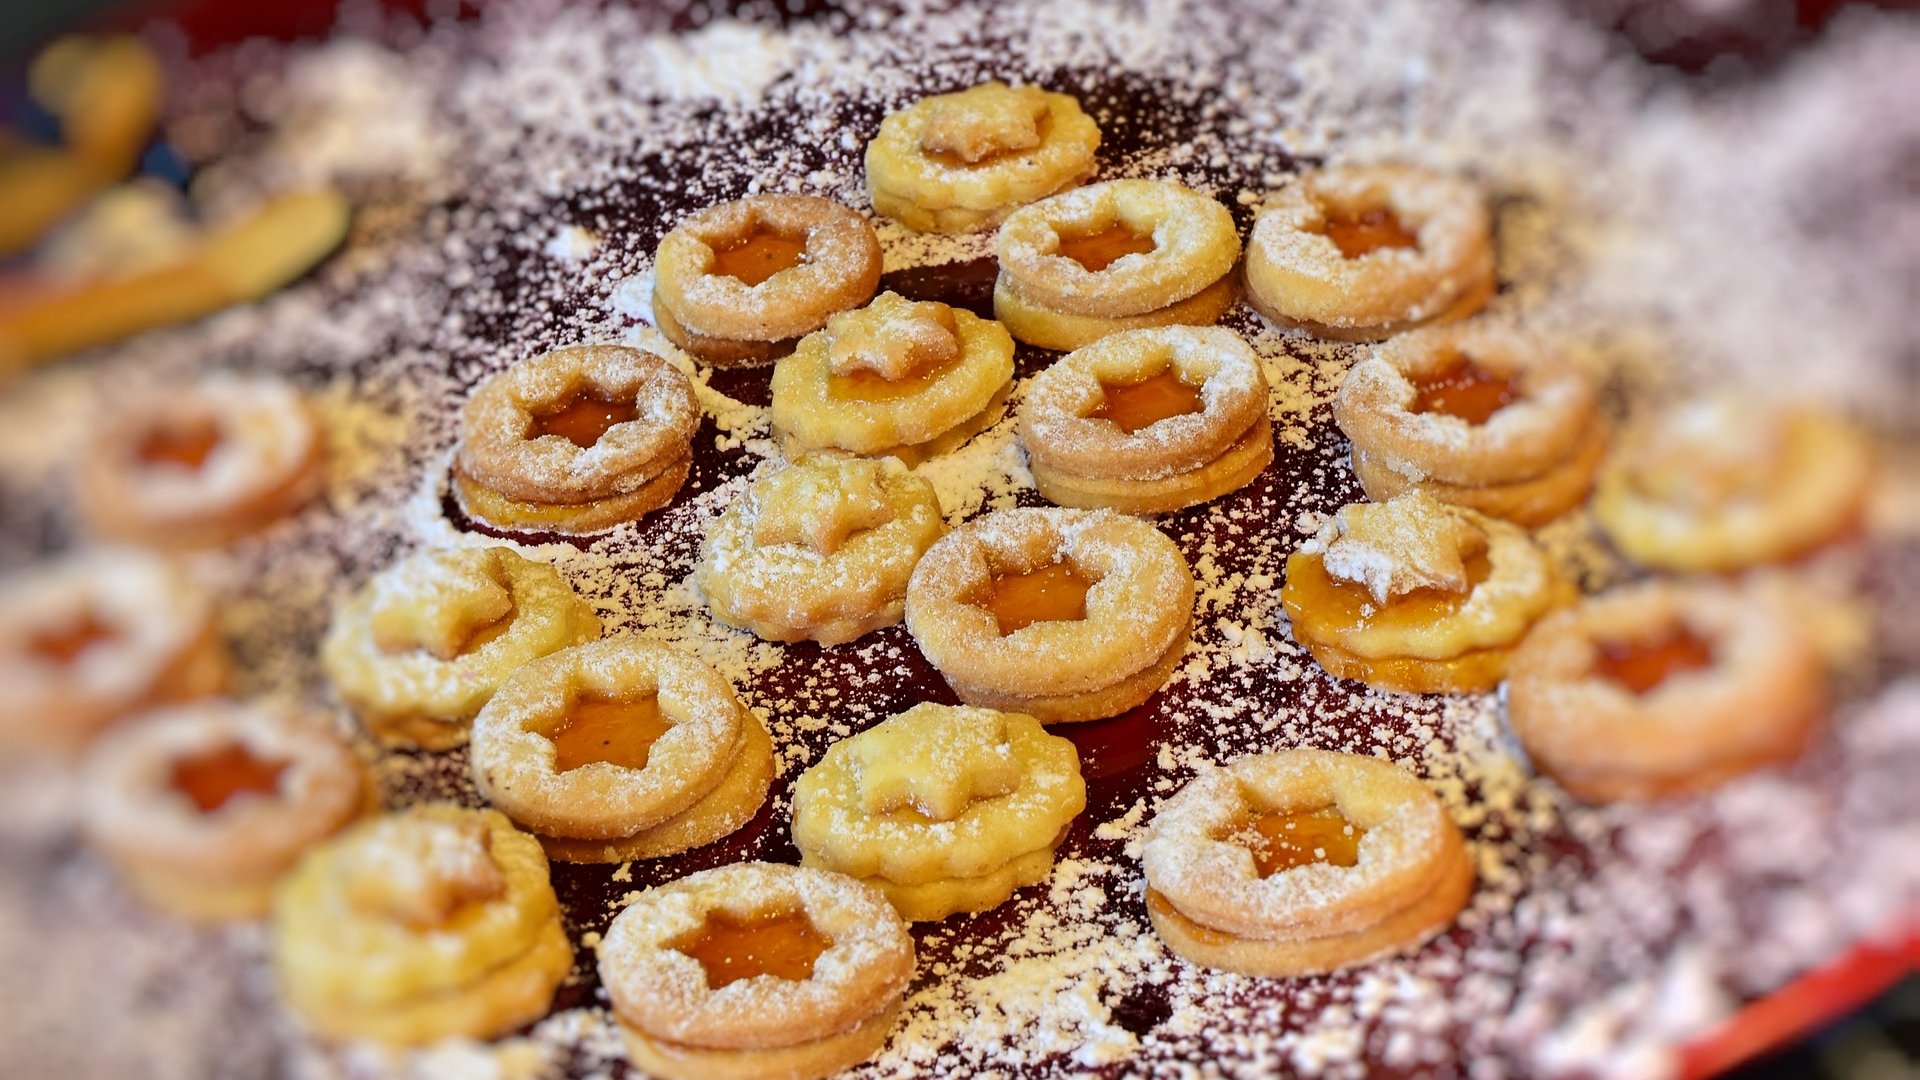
[
  {"x1": 671, "y1": 908, "x2": 833, "y2": 990},
  {"x1": 978, "y1": 560, "x2": 1095, "y2": 635},
  {"x1": 1409, "y1": 357, "x2": 1519, "y2": 426},
  {"x1": 531, "y1": 392, "x2": 638, "y2": 449},
  {"x1": 138, "y1": 420, "x2": 223, "y2": 470},
  {"x1": 1291, "y1": 548, "x2": 1494, "y2": 627},
  {"x1": 26, "y1": 609, "x2": 117, "y2": 664},
  {"x1": 711, "y1": 227, "x2": 810, "y2": 287},
  {"x1": 827, "y1": 353, "x2": 962, "y2": 403},
  {"x1": 1091, "y1": 368, "x2": 1205, "y2": 434},
  {"x1": 170, "y1": 743, "x2": 289, "y2": 813},
  {"x1": 546, "y1": 693, "x2": 673, "y2": 773},
  {"x1": 1056, "y1": 222, "x2": 1158, "y2": 273},
  {"x1": 1236, "y1": 805, "x2": 1365, "y2": 875},
  {"x1": 1319, "y1": 205, "x2": 1421, "y2": 259},
  {"x1": 1593, "y1": 627, "x2": 1716, "y2": 695}
]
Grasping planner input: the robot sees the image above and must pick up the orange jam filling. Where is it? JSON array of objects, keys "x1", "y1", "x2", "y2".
[
  {"x1": 711, "y1": 228, "x2": 809, "y2": 286},
  {"x1": 978, "y1": 560, "x2": 1095, "y2": 635},
  {"x1": 138, "y1": 420, "x2": 222, "y2": 470},
  {"x1": 546, "y1": 693, "x2": 673, "y2": 773},
  {"x1": 531, "y1": 392, "x2": 638, "y2": 449},
  {"x1": 827, "y1": 353, "x2": 963, "y2": 403},
  {"x1": 1409, "y1": 357, "x2": 1519, "y2": 425},
  {"x1": 1287, "y1": 549, "x2": 1494, "y2": 630},
  {"x1": 26, "y1": 610, "x2": 116, "y2": 664},
  {"x1": 671, "y1": 908, "x2": 833, "y2": 990},
  {"x1": 169, "y1": 743, "x2": 289, "y2": 813},
  {"x1": 1091, "y1": 368, "x2": 1205, "y2": 433},
  {"x1": 1320, "y1": 205, "x2": 1421, "y2": 259},
  {"x1": 1593, "y1": 628, "x2": 1716, "y2": 695},
  {"x1": 1056, "y1": 222, "x2": 1157, "y2": 272},
  {"x1": 1236, "y1": 805, "x2": 1364, "y2": 875}
]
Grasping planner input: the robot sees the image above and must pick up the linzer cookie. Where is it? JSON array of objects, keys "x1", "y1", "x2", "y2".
[
  {"x1": 993, "y1": 179, "x2": 1240, "y2": 351},
  {"x1": 320, "y1": 546, "x2": 601, "y2": 750},
  {"x1": 904, "y1": 507, "x2": 1194, "y2": 723},
  {"x1": 771, "y1": 290, "x2": 1015, "y2": 465},
  {"x1": 1334, "y1": 321, "x2": 1609, "y2": 526},
  {"x1": 1142, "y1": 749, "x2": 1475, "y2": 977},
  {"x1": 598, "y1": 861, "x2": 914, "y2": 1080},
  {"x1": 866, "y1": 80, "x2": 1100, "y2": 234},
  {"x1": 81, "y1": 699, "x2": 370, "y2": 920},
  {"x1": 1244, "y1": 164, "x2": 1494, "y2": 341},
  {"x1": 469, "y1": 637, "x2": 772, "y2": 863},
  {"x1": 791, "y1": 703, "x2": 1085, "y2": 921},
  {"x1": 1506, "y1": 579, "x2": 1828, "y2": 802},
  {"x1": 652, "y1": 194, "x2": 883, "y2": 367},
  {"x1": 0, "y1": 548, "x2": 229, "y2": 755},
  {"x1": 1019, "y1": 326, "x2": 1273, "y2": 514},
  {"x1": 77, "y1": 374, "x2": 325, "y2": 547},
  {"x1": 452, "y1": 343, "x2": 699, "y2": 535}
]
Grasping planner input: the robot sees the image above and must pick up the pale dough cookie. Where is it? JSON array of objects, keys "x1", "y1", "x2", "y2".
[
  {"x1": 695, "y1": 455, "x2": 946, "y2": 646},
  {"x1": 865, "y1": 81, "x2": 1100, "y2": 234},
  {"x1": 1020, "y1": 326, "x2": 1273, "y2": 514},
  {"x1": 904, "y1": 507, "x2": 1194, "y2": 723},
  {"x1": 1142, "y1": 749, "x2": 1474, "y2": 977},
  {"x1": 1593, "y1": 396, "x2": 1874, "y2": 573},
  {"x1": 320, "y1": 546, "x2": 601, "y2": 750},
  {"x1": 452, "y1": 343, "x2": 699, "y2": 534},
  {"x1": 82, "y1": 700, "x2": 369, "y2": 920},
  {"x1": 770, "y1": 291, "x2": 1014, "y2": 463},
  {"x1": 599, "y1": 861, "x2": 914, "y2": 1080},
  {"x1": 653, "y1": 195, "x2": 883, "y2": 367},
  {"x1": 791, "y1": 703, "x2": 1085, "y2": 920},
  {"x1": 994, "y1": 179, "x2": 1241, "y2": 350},
  {"x1": 273, "y1": 805, "x2": 572, "y2": 1046},
  {"x1": 1506, "y1": 579, "x2": 1827, "y2": 802},
  {"x1": 469, "y1": 637, "x2": 769, "y2": 862},
  {"x1": 0, "y1": 548, "x2": 228, "y2": 755},
  {"x1": 1244, "y1": 164, "x2": 1494, "y2": 341},
  {"x1": 1333, "y1": 321, "x2": 1608, "y2": 526},
  {"x1": 1280, "y1": 494, "x2": 1573, "y2": 694},
  {"x1": 77, "y1": 374, "x2": 325, "y2": 548}
]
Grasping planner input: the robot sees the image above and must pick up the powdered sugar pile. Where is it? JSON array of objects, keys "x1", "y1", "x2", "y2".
[{"x1": 0, "y1": 1, "x2": 1914, "y2": 1079}]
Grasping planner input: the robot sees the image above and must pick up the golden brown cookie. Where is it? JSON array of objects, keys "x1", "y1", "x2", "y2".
[
  {"x1": 1244, "y1": 164, "x2": 1494, "y2": 341},
  {"x1": 653, "y1": 195, "x2": 883, "y2": 367},
  {"x1": 770, "y1": 290, "x2": 1015, "y2": 464},
  {"x1": 0, "y1": 548, "x2": 228, "y2": 755},
  {"x1": 81, "y1": 699, "x2": 370, "y2": 920},
  {"x1": 1333, "y1": 321, "x2": 1609, "y2": 526},
  {"x1": 1142, "y1": 749, "x2": 1474, "y2": 977},
  {"x1": 904, "y1": 507, "x2": 1194, "y2": 723},
  {"x1": 865, "y1": 81, "x2": 1101, "y2": 234},
  {"x1": 320, "y1": 546, "x2": 601, "y2": 750},
  {"x1": 791, "y1": 703, "x2": 1085, "y2": 921},
  {"x1": 77, "y1": 374, "x2": 325, "y2": 548},
  {"x1": 994, "y1": 179, "x2": 1241, "y2": 351},
  {"x1": 1280, "y1": 494, "x2": 1574, "y2": 694},
  {"x1": 469, "y1": 637, "x2": 772, "y2": 862},
  {"x1": 452, "y1": 343, "x2": 699, "y2": 535},
  {"x1": 1019, "y1": 326, "x2": 1273, "y2": 514},
  {"x1": 1593, "y1": 396, "x2": 1873, "y2": 573},
  {"x1": 1506, "y1": 579, "x2": 1827, "y2": 802},
  {"x1": 273, "y1": 804, "x2": 572, "y2": 1046},
  {"x1": 695, "y1": 455, "x2": 946, "y2": 646}
]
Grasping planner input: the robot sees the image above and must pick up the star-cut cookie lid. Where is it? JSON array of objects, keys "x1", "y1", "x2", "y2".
[
  {"x1": 1303, "y1": 493, "x2": 1485, "y2": 604},
  {"x1": 850, "y1": 703, "x2": 1022, "y2": 821},
  {"x1": 919, "y1": 81, "x2": 1050, "y2": 163},
  {"x1": 340, "y1": 812, "x2": 507, "y2": 928},
  {"x1": 825, "y1": 290, "x2": 962, "y2": 382},
  {"x1": 752, "y1": 456, "x2": 898, "y2": 556},
  {"x1": 369, "y1": 548, "x2": 515, "y2": 661}
]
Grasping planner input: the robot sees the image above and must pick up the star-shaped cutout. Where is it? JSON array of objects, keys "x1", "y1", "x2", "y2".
[
  {"x1": 852, "y1": 704, "x2": 1022, "y2": 822},
  {"x1": 1307, "y1": 493, "x2": 1484, "y2": 605},
  {"x1": 826, "y1": 291, "x2": 962, "y2": 382},
  {"x1": 371, "y1": 548, "x2": 516, "y2": 660},
  {"x1": 341, "y1": 814, "x2": 506, "y2": 929},
  {"x1": 752, "y1": 456, "x2": 897, "y2": 556},
  {"x1": 920, "y1": 81, "x2": 1050, "y2": 164}
]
